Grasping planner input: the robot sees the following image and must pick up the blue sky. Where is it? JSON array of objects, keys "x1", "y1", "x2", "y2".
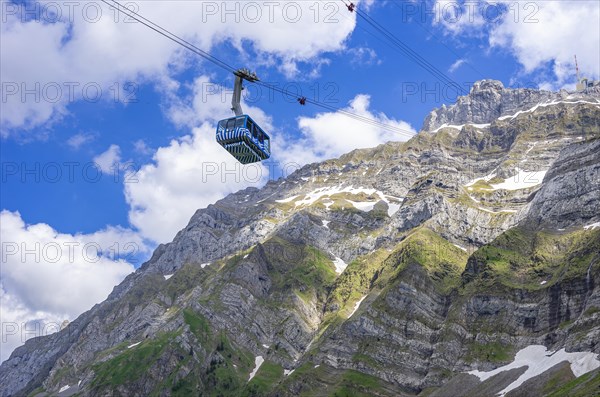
[{"x1": 1, "y1": 0, "x2": 599, "y2": 361}]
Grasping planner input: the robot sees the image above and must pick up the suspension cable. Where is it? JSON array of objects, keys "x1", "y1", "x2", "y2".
[{"x1": 98, "y1": 0, "x2": 416, "y2": 138}]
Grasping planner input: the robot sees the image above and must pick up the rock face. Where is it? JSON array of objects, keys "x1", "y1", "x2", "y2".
[
  {"x1": 421, "y1": 79, "x2": 597, "y2": 131},
  {"x1": 526, "y1": 139, "x2": 600, "y2": 228},
  {"x1": 1, "y1": 81, "x2": 599, "y2": 397}
]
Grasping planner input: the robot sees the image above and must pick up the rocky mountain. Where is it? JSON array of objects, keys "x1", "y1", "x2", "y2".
[{"x1": 2, "y1": 80, "x2": 600, "y2": 397}]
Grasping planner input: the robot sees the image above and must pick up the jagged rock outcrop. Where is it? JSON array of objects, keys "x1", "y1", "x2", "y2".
[
  {"x1": 421, "y1": 79, "x2": 597, "y2": 131},
  {"x1": 527, "y1": 139, "x2": 600, "y2": 228}
]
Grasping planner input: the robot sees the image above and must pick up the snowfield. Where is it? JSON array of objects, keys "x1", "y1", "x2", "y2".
[
  {"x1": 333, "y1": 257, "x2": 348, "y2": 274},
  {"x1": 498, "y1": 99, "x2": 600, "y2": 121},
  {"x1": 583, "y1": 221, "x2": 600, "y2": 230},
  {"x1": 465, "y1": 168, "x2": 547, "y2": 191},
  {"x1": 349, "y1": 296, "x2": 367, "y2": 317},
  {"x1": 248, "y1": 356, "x2": 264, "y2": 381},
  {"x1": 430, "y1": 122, "x2": 491, "y2": 133},
  {"x1": 489, "y1": 169, "x2": 547, "y2": 191},
  {"x1": 276, "y1": 185, "x2": 403, "y2": 216},
  {"x1": 468, "y1": 345, "x2": 600, "y2": 396}
]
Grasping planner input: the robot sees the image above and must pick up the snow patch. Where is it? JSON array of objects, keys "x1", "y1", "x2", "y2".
[
  {"x1": 295, "y1": 186, "x2": 379, "y2": 207},
  {"x1": 431, "y1": 123, "x2": 490, "y2": 133},
  {"x1": 477, "y1": 207, "x2": 518, "y2": 214},
  {"x1": 583, "y1": 222, "x2": 600, "y2": 230},
  {"x1": 431, "y1": 123, "x2": 465, "y2": 133},
  {"x1": 262, "y1": 344, "x2": 270, "y2": 349},
  {"x1": 322, "y1": 220, "x2": 330, "y2": 228},
  {"x1": 315, "y1": 364, "x2": 320, "y2": 368},
  {"x1": 523, "y1": 142, "x2": 537, "y2": 156},
  {"x1": 453, "y1": 244, "x2": 468, "y2": 252},
  {"x1": 467, "y1": 166, "x2": 546, "y2": 196},
  {"x1": 498, "y1": 100, "x2": 600, "y2": 121},
  {"x1": 540, "y1": 280, "x2": 547, "y2": 285},
  {"x1": 349, "y1": 296, "x2": 367, "y2": 317},
  {"x1": 465, "y1": 171, "x2": 497, "y2": 187},
  {"x1": 284, "y1": 369, "x2": 295, "y2": 376},
  {"x1": 59, "y1": 385, "x2": 70, "y2": 393},
  {"x1": 243, "y1": 254, "x2": 249, "y2": 259},
  {"x1": 248, "y1": 356, "x2": 264, "y2": 381},
  {"x1": 163, "y1": 274, "x2": 173, "y2": 280},
  {"x1": 275, "y1": 195, "x2": 298, "y2": 203},
  {"x1": 127, "y1": 341, "x2": 141, "y2": 349},
  {"x1": 468, "y1": 345, "x2": 600, "y2": 396},
  {"x1": 274, "y1": 185, "x2": 403, "y2": 217},
  {"x1": 348, "y1": 200, "x2": 376, "y2": 212},
  {"x1": 490, "y1": 168, "x2": 547, "y2": 191},
  {"x1": 200, "y1": 263, "x2": 211, "y2": 268},
  {"x1": 387, "y1": 203, "x2": 401, "y2": 216},
  {"x1": 333, "y1": 257, "x2": 348, "y2": 274}
]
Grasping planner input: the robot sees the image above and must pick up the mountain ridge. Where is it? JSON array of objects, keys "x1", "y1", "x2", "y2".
[{"x1": 2, "y1": 80, "x2": 599, "y2": 397}]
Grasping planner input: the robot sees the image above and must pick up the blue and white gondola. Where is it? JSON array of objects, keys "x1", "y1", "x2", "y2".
[{"x1": 216, "y1": 115, "x2": 270, "y2": 164}]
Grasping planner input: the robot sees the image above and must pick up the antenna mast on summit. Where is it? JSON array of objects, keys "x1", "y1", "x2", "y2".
[{"x1": 574, "y1": 55, "x2": 580, "y2": 82}]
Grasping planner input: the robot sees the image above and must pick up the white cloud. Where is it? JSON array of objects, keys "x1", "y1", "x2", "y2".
[
  {"x1": 0, "y1": 285, "x2": 66, "y2": 364},
  {"x1": 0, "y1": 0, "x2": 361, "y2": 134},
  {"x1": 0, "y1": 210, "x2": 145, "y2": 362},
  {"x1": 349, "y1": 47, "x2": 381, "y2": 66},
  {"x1": 66, "y1": 132, "x2": 95, "y2": 149},
  {"x1": 432, "y1": 0, "x2": 486, "y2": 35},
  {"x1": 448, "y1": 58, "x2": 466, "y2": 73},
  {"x1": 274, "y1": 94, "x2": 416, "y2": 166},
  {"x1": 489, "y1": 1, "x2": 600, "y2": 86},
  {"x1": 133, "y1": 139, "x2": 152, "y2": 155},
  {"x1": 431, "y1": 1, "x2": 600, "y2": 86},
  {"x1": 93, "y1": 144, "x2": 122, "y2": 173}
]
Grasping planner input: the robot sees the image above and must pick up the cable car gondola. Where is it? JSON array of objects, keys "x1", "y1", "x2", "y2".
[{"x1": 216, "y1": 69, "x2": 271, "y2": 164}]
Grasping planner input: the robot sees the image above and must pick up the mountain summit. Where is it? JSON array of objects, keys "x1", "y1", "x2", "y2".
[{"x1": 2, "y1": 81, "x2": 600, "y2": 397}]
